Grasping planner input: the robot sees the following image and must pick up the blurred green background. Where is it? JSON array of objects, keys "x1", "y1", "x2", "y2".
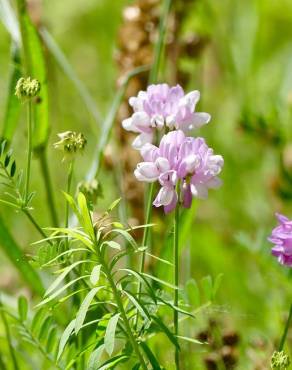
[{"x1": 1, "y1": 0, "x2": 292, "y2": 368}]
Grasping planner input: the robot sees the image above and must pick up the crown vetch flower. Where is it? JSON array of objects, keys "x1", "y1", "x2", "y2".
[
  {"x1": 122, "y1": 83, "x2": 211, "y2": 149},
  {"x1": 134, "y1": 130, "x2": 223, "y2": 213},
  {"x1": 268, "y1": 213, "x2": 292, "y2": 267}
]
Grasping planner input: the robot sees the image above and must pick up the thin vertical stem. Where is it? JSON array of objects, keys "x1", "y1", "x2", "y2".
[
  {"x1": 39, "y1": 150, "x2": 59, "y2": 226},
  {"x1": 24, "y1": 100, "x2": 32, "y2": 204},
  {"x1": 174, "y1": 203, "x2": 180, "y2": 370},
  {"x1": 278, "y1": 302, "x2": 292, "y2": 351}
]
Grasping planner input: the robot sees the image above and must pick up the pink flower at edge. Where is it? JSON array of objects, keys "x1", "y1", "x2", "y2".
[
  {"x1": 134, "y1": 130, "x2": 224, "y2": 213},
  {"x1": 122, "y1": 84, "x2": 211, "y2": 150},
  {"x1": 268, "y1": 213, "x2": 292, "y2": 267}
]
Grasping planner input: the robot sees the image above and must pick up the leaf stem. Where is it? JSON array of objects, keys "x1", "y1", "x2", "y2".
[
  {"x1": 24, "y1": 100, "x2": 32, "y2": 204},
  {"x1": 174, "y1": 202, "x2": 180, "y2": 369},
  {"x1": 39, "y1": 149, "x2": 59, "y2": 226},
  {"x1": 278, "y1": 302, "x2": 292, "y2": 351}
]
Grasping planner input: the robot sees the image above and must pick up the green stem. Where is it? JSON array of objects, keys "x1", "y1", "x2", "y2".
[
  {"x1": 95, "y1": 246, "x2": 148, "y2": 370},
  {"x1": 24, "y1": 100, "x2": 32, "y2": 204},
  {"x1": 278, "y1": 302, "x2": 292, "y2": 351},
  {"x1": 39, "y1": 150, "x2": 59, "y2": 226},
  {"x1": 0, "y1": 301, "x2": 19, "y2": 370},
  {"x1": 174, "y1": 203, "x2": 180, "y2": 370}
]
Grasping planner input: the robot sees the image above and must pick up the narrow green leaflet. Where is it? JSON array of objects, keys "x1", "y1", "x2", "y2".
[
  {"x1": 102, "y1": 241, "x2": 121, "y2": 250},
  {"x1": 36, "y1": 275, "x2": 90, "y2": 307},
  {"x1": 143, "y1": 273, "x2": 178, "y2": 290},
  {"x1": 18, "y1": 296, "x2": 28, "y2": 322},
  {"x1": 140, "y1": 342, "x2": 161, "y2": 370},
  {"x1": 90, "y1": 265, "x2": 101, "y2": 285},
  {"x1": 104, "y1": 313, "x2": 120, "y2": 356},
  {"x1": 16, "y1": 0, "x2": 49, "y2": 150},
  {"x1": 176, "y1": 336, "x2": 203, "y2": 345},
  {"x1": 99, "y1": 355, "x2": 129, "y2": 370},
  {"x1": 87, "y1": 344, "x2": 105, "y2": 370},
  {"x1": 45, "y1": 260, "x2": 88, "y2": 297},
  {"x1": 0, "y1": 215, "x2": 44, "y2": 295},
  {"x1": 57, "y1": 319, "x2": 76, "y2": 360},
  {"x1": 78, "y1": 192, "x2": 95, "y2": 240},
  {"x1": 151, "y1": 315, "x2": 180, "y2": 350},
  {"x1": 75, "y1": 287, "x2": 103, "y2": 334},
  {"x1": 123, "y1": 290, "x2": 150, "y2": 321}
]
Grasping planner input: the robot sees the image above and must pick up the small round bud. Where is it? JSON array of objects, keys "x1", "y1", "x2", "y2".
[
  {"x1": 77, "y1": 179, "x2": 103, "y2": 209},
  {"x1": 271, "y1": 351, "x2": 290, "y2": 369},
  {"x1": 15, "y1": 77, "x2": 41, "y2": 100},
  {"x1": 54, "y1": 131, "x2": 87, "y2": 160}
]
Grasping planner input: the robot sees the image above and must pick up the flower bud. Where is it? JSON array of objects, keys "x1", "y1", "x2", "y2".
[
  {"x1": 271, "y1": 351, "x2": 290, "y2": 369},
  {"x1": 15, "y1": 77, "x2": 41, "y2": 100},
  {"x1": 54, "y1": 131, "x2": 87, "y2": 160}
]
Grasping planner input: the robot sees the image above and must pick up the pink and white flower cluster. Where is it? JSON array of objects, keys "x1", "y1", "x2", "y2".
[
  {"x1": 122, "y1": 83, "x2": 223, "y2": 213},
  {"x1": 122, "y1": 84, "x2": 210, "y2": 150},
  {"x1": 134, "y1": 130, "x2": 223, "y2": 213}
]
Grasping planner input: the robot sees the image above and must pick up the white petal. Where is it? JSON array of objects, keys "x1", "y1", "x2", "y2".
[
  {"x1": 136, "y1": 162, "x2": 159, "y2": 179},
  {"x1": 134, "y1": 169, "x2": 155, "y2": 182},
  {"x1": 154, "y1": 186, "x2": 175, "y2": 206},
  {"x1": 122, "y1": 117, "x2": 139, "y2": 133},
  {"x1": 132, "y1": 132, "x2": 153, "y2": 150},
  {"x1": 155, "y1": 157, "x2": 170, "y2": 173},
  {"x1": 184, "y1": 154, "x2": 199, "y2": 173},
  {"x1": 190, "y1": 184, "x2": 208, "y2": 199},
  {"x1": 189, "y1": 112, "x2": 211, "y2": 129},
  {"x1": 180, "y1": 90, "x2": 200, "y2": 111},
  {"x1": 132, "y1": 112, "x2": 150, "y2": 129},
  {"x1": 165, "y1": 115, "x2": 176, "y2": 129}
]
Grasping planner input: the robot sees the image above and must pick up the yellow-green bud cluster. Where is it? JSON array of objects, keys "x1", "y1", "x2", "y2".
[
  {"x1": 15, "y1": 77, "x2": 41, "y2": 100},
  {"x1": 77, "y1": 179, "x2": 103, "y2": 208},
  {"x1": 271, "y1": 351, "x2": 290, "y2": 370},
  {"x1": 54, "y1": 131, "x2": 87, "y2": 160}
]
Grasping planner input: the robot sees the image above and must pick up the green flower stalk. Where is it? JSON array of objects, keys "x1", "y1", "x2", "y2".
[
  {"x1": 271, "y1": 351, "x2": 290, "y2": 370},
  {"x1": 15, "y1": 77, "x2": 41, "y2": 205}
]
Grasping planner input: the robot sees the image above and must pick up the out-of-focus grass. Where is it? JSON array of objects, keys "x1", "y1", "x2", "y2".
[{"x1": 1, "y1": 0, "x2": 292, "y2": 367}]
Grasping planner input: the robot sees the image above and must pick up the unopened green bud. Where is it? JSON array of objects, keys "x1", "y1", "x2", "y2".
[
  {"x1": 77, "y1": 179, "x2": 103, "y2": 209},
  {"x1": 15, "y1": 77, "x2": 41, "y2": 100},
  {"x1": 271, "y1": 351, "x2": 290, "y2": 369},
  {"x1": 54, "y1": 131, "x2": 87, "y2": 160}
]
